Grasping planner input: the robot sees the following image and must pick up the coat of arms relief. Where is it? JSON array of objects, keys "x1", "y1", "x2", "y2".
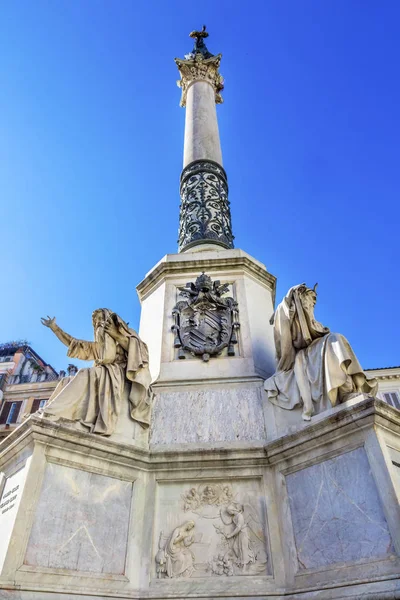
[
  {"x1": 172, "y1": 273, "x2": 240, "y2": 361},
  {"x1": 154, "y1": 481, "x2": 268, "y2": 579}
]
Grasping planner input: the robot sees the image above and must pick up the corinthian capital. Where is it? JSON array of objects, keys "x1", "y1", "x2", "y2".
[{"x1": 175, "y1": 54, "x2": 224, "y2": 107}]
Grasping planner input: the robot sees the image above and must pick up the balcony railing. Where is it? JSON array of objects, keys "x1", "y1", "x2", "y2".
[{"x1": 7, "y1": 372, "x2": 59, "y2": 385}]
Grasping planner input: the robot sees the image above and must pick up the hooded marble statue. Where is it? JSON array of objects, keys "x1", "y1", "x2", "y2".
[
  {"x1": 264, "y1": 284, "x2": 377, "y2": 421},
  {"x1": 41, "y1": 309, "x2": 152, "y2": 435}
]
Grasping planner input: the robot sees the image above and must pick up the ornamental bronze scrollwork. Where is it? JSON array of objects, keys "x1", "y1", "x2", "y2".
[
  {"x1": 172, "y1": 273, "x2": 240, "y2": 362},
  {"x1": 178, "y1": 160, "x2": 234, "y2": 252}
]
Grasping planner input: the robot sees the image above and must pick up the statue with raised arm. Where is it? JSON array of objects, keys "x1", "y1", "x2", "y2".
[
  {"x1": 41, "y1": 309, "x2": 152, "y2": 436},
  {"x1": 264, "y1": 284, "x2": 377, "y2": 421}
]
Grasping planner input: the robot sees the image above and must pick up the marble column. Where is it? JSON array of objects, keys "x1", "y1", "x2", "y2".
[
  {"x1": 175, "y1": 29, "x2": 233, "y2": 253},
  {"x1": 183, "y1": 80, "x2": 223, "y2": 167}
]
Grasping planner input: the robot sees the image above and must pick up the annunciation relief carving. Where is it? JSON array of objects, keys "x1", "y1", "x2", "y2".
[{"x1": 155, "y1": 481, "x2": 268, "y2": 579}]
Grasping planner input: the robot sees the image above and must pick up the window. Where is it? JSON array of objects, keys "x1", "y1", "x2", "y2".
[
  {"x1": 0, "y1": 403, "x2": 12, "y2": 424},
  {"x1": 0, "y1": 401, "x2": 23, "y2": 425},
  {"x1": 382, "y1": 391, "x2": 400, "y2": 410},
  {"x1": 0, "y1": 401, "x2": 22, "y2": 425},
  {"x1": 6, "y1": 403, "x2": 19, "y2": 424},
  {"x1": 30, "y1": 399, "x2": 45, "y2": 413}
]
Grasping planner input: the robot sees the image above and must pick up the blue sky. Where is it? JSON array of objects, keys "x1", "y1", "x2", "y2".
[{"x1": 1, "y1": 0, "x2": 399, "y2": 372}]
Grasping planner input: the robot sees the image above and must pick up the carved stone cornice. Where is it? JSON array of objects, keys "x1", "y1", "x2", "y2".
[
  {"x1": 365, "y1": 366, "x2": 400, "y2": 382},
  {"x1": 175, "y1": 54, "x2": 224, "y2": 107},
  {"x1": 136, "y1": 250, "x2": 276, "y2": 303},
  {"x1": 264, "y1": 397, "x2": 400, "y2": 465}
]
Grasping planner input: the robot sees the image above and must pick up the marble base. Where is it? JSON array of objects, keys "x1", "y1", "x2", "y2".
[
  {"x1": 137, "y1": 249, "x2": 277, "y2": 384},
  {"x1": 150, "y1": 382, "x2": 266, "y2": 445},
  {"x1": 0, "y1": 398, "x2": 399, "y2": 599}
]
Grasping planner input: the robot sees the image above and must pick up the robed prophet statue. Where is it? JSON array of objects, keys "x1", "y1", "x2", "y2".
[
  {"x1": 264, "y1": 284, "x2": 377, "y2": 421},
  {"x1": 41, "y1": 309, "x2": 152, "y2": 435}
]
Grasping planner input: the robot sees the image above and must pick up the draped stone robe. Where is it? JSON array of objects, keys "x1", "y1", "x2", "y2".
[
  {"x1": 165, "y1": 524, "x2": 195, "y2": 578},
  {"x1": 264, "y1": 285, "x2": 377, "y2": 418},
  {"x1": 44, "y1": 315, "x2": 152, "y2": 435}
]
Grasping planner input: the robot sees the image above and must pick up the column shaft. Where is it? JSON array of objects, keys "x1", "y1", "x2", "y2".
[{"x1": 183, "y1": 81, "x2": 223, "y2": 167}]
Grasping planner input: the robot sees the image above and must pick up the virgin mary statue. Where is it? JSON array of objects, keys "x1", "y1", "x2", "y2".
[
  {"x1": 264, "y1": 284, "x2": 377, "y2": 421},
  {"x1": 41, "y1": 309, "x2": 152, "y2": 435}
]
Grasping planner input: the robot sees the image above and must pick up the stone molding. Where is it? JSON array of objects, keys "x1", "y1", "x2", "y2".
[
  {"x1": 136, "y1": 250, "x2": 276, "y2": 303},
  {"x1": 264, "y1": 396, "x2": 400, "y2": 464},
  {"x1": 4, "y1": 380, "x2": 59, "y2": 394},
  {"x1": 365, "y1": 366, "x2": 400, "y2": 380},
  {"x1": 152, "y1": 374, "x2": 264, "y2": 389},
  {"x1": 1, "y1": 398, "x2": 400, "y2": 469},
  {"x1": 175, "y1": 54, "x2": 224, "y2": 107},
  {"x1": 0, "y1": 415, "x2": 267, "y2": 468}
]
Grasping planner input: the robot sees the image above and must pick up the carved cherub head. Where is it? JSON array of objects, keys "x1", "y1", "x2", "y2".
[{"x1": 203, "y1": 485, "x2": 216, "y2": 499}]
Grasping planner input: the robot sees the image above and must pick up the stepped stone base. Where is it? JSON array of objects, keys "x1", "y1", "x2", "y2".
[{"x1": 0, "y1": 398, "x2": 399, "y2": 599}]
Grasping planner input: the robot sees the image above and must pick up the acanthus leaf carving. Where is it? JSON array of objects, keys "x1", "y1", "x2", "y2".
[{"x1": 175, "y1": 53, "x2": 224, "y2": 107}]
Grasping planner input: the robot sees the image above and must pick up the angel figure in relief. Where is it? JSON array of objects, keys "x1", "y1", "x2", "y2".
[{"x1": 215, "y1": 503, "x2": 255, "y2": 568}]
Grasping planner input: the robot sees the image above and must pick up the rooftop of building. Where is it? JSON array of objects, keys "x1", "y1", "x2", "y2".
[
  {"x1": 0, "y1": 341, "x2": 57, "y2": 373},
  {"x1": 366, "y1": 366, "x2": 400, "y2": 371}
]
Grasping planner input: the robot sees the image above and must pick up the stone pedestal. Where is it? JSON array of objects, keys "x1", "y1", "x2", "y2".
[
  {"x1": 137, "y1": 248, "x2": 277, "y2": 445},
  {"x1": 1, "y1": 398, "x2": 399, "y2": 599},
  {"x1": 137, "y1": 248, "x2": 277, "y2": 383}
]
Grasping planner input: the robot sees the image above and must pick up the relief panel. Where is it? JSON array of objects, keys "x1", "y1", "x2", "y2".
[
  {"x1": 150, "y1": 387, "x2": 265, "y2": 445},
  {"x1": 286, "y1": 447, "x2": 394, "y2": 571},
  {"x1": 154, "y1": 479, "x2": 269, "y2": 579}
]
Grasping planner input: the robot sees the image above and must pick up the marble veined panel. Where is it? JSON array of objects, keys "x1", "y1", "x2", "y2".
[
  {"x1": 150, "y1": 387, "x2": 265, "y2": 444},
  {"x1": 25, "y1": 463, "x2": 132, "y2": 574},
  {"x1": 286, "y1": 447, "x2": 394, "y2": 570}
]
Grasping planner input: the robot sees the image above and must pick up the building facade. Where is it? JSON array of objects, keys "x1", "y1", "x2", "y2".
[
  {"x1": 0, "y1": 342, "x2": 77, "y2": 439},
  {"x1": 367, "y1": 366, "x2": 400, "y2": 409}
]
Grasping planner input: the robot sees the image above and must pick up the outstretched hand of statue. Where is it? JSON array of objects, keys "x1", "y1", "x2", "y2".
[{"x1": 41, "y1": 315, "x2": 56, "y2": 330}]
